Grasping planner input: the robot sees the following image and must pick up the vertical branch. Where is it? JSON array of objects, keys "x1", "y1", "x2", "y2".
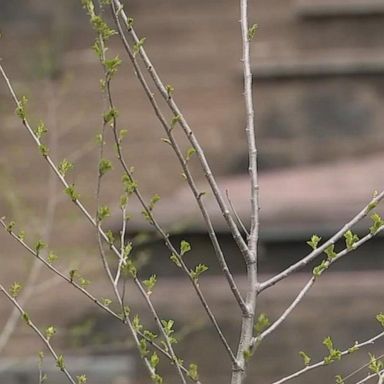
[
  {"x1": 241, "y1": 6, "x2": 259, "y2": 257},
  {"x1": 94, "y1": 28, "x2": 122, "y2": 305},
  {"x1": 232, "y1": 1, "x2": 259, "y2": 383}
]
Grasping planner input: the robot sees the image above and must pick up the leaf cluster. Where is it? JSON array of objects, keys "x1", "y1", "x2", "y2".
[{"x1": 323, "y1": 336, "x2": 342, "y2": 365}]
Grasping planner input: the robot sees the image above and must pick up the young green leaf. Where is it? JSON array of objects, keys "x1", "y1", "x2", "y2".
[
  {"x1": 122, "y1": 306, "x2": 130, "y2": 319},
  {"x1": 368, "y1": 191, "x2": 379, "y2": 211},
  {"x1": 133, "y1": 37, "x2": 146, "y2": 57},
  {"x1": 123, "y1": 242, "x2": 133, "y2": 259},
  {"x1": 344, "y1": 230, "x2": 359, "y2": 250},
  {"x1": 90, "y1": 15, "x2": 116, "y2": 40},
  {"x1": 171, "y1": 114, "x2": 181, "y2": 129},
  {"x1": 161, "y1": 319, "x2": 175, "y2": 337},
  {"x1": 143, "y1": 274, "x2": 157, "y2": 294},
  {"x1": 104, "y1": 55, "x2": 122, "y2": 78},
  {"x1": 149, "y1": 194, "x2": 160, "y2": 211},
  {"x1": 79, "y1": 277, "x2": 91, "y2": 288},
  {"x1": 248, "y1": 23, "x2": 258, "y2": 40},
  {"x1": 76, "y1": 375, "x2": 87, "y2": 384},
  {"x1": 370, "y1": 213, "x2": 384, "y2": 235},
  {"x1": 369, "y1": 353, "x2": 383, "y2": 374},
  {"x1": 15, "y1": 96, "x2": 28, "y2": 120},
  {"x1": 127, "y1": 17, "x2": 134, "y2": 29},
  {"x1": 35, "y1": 121, "x2": 47, "y2": 140},
  {"x1": 56, "y1": 355, "x2": 65, "y2": 371},
  {"x1": 118, "y1": 129, "x2": 128, "y2": 143},
  {"x1": 120, "y1": 193, "x2": 129, "y2": 208},
  {"x1": 58, "y1": 159, "x2": 73, "y2": 177},
  {"x1": 323, "y1": 336, "x2": 342, "y2": 365},
  {"x1": 6, "y1": 220, "x2": 16, "y2": 233},
  {"x1": 97, "y1": 205, "x2": 110, "y2": 221},
  {"x1": 307, "y1": 234, "x2": 321, "y2": 250},
  {"x1": 243, "y1": 347, "x2": 254, "y2": 362},
  {"x1": 132, "y1": 314, "x2": 143, "y2": 332},
  {"x1": 22, "y1": 312, "x2": 30, "y2": 324},
  {"x1": 180, "y1": 240, "x2": 191, "y2": 256},
  {"x1": 254, "y1": 313, "x2": 270, "y2": 334},
  {"x1": 106, "y1": 230, "x2": 115, "y2": 245},
  {"x1": 65, "y1": 184, "x2": 80, "y2": 201},
  {"x1": 299, "y1": 351, "x2": 311, "y2": 366},
  {"x1": 143, "y1": 330, "x2": 158, "y2": 341},
  {"x1": 170, "y1": 253, "x2": 182, "y2": 267},
  {"x1": 35, "y1": 240, "x2": 46, "y2": 255},
  {"x1": 99, "y1": 159, "x2": 113, "y2": 176},
  {"x1": 122, "y1": 174, "x2": 138, "y2": 194},
  {"x1": 150, "y1": 352, "x2": 160, "y2": 369},
  {"x1": 95, "y1": 133, "x2": 103, "y2": 144},
  {"x1": 324, "y1": 244, "x2": 337, "y2": 260},
  {"x1": 187, "y1": 363, "x2": 199, "y2": 381},
  {"x1": 39, "y1": 144, "x2": 49, "y2": 157},
  {"x1": 323, "y1": 336, "x2": 334, "y2": 351},
  {"x1": 122, "y1": 259, "x2": 137, "y2": 278},
  {"x1": 101, "y1": 298, "x2": 112, "y2": 307},
  {"x1": 10, "y1": 282, "x2": 22, "y2": 298},
  {"x1": 45, "y1": 325, "x2": 56, "y2": 341},
  {"x1": 103, "y1": 107, "x2": 119, "y2": 124},
  {"x1": 348, "y1": 341, "x2": 359, "y2": 353},
  {"x1": 69, "y1": 269, "x2": 78, "y2": 282},
  {"x1": 191, "y1": 264, "x2": 208, "y2": 281},
  {"x1": 186, "y1": 147, "x2": 196, "y2": 161},
  {"x1": 376, "y1": 312, "x2": 384, "y2": 327},
  {"x1": 313, "y1": 259, "x2": 329, "y2": 277},
  {"x1": 139, "y1": 338, "x2": 149, "y2": 357},
  {"x1": 166, "y1": 84, "x2": 174, "y2": 98}
]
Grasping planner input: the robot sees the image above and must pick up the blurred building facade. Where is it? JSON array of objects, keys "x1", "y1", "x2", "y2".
[
  {"x1": 1, "y1": 1, "x2": 384, "y2": 383},
  {"x1": 2, "y1": 0, "x2": 384, "y2": 177}
]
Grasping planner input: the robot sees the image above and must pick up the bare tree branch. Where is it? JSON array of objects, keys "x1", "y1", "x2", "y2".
[
  {"x1": 110, "y1": 0, "x2": 252, "y2": 266},
  {"x1": 259, "y1": 190, "x2": 384, "y2": 292}
]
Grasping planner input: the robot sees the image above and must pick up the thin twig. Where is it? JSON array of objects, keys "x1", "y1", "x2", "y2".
[
  {"x1": 0, "y1": 284, "x2": 77, "y2": 384},
  {"x1": 259, "y1": 190, "x2": 384, "y2": 292},
  {"x1": 0, "y1": 218, "x2": 199, "y2": 381},
  {"x1": 270, "y1": 331, "x2": 384, "y2": 384},
  {"x1": 354, "y1": 370, "x2": 384, "y2": 384},
  {"x1": 254, "y1": 277, "x2": 315, "y2": 346},
  {"x1": 94, "y1": 30, "x2": 124, "y2": 309},
  {"x1": 0, "y1": 63, "x2": 119, "y2": 261},
  {"x1": 0, "y1": 218, "x2": 122, "y2": 320},
  {"x1": 115, "y1": 203, "x2": 127, "y2": 285},
  {"x1": 226, "y1": 190, "x2": 249, "y2": 238},
  {"x1": 342, "y1": 353, "x2": 384, "y2": 383},
  {"x1": 0, "y1": 80, "x2": 59, "y2": 353},
  {"x1": 0, "y1": 47, "x2": 200, "y2": 384},
  {"x1": 253, "y1": 224, "x2": 384, "y2": 348}
]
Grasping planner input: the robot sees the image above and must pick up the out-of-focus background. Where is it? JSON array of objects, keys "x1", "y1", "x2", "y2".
[{"x1": 1, "y1": 0, "x2": 384, "y2": 383}]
